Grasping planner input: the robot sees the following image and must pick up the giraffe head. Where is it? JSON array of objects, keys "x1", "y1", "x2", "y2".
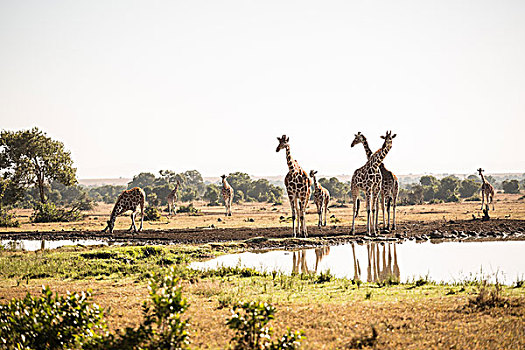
[
  {"x1": 221, "y1": 174, "x2": 226, "y2": 180},
  {"x1": 477, "y1": 168, "x2": 484, "y2": 175},
  {"x1": 380, "y1": 130, "x2": 397, "y2": 148},
  {"x1": 276, "y1": 135, "x2": 289, "y2": 152},
  {"x1": 309, "y1": 170, "x2": 318, "y2": 179},
  {"x1": 351, "y1": 132, "x2": 366, "y2": 148}
]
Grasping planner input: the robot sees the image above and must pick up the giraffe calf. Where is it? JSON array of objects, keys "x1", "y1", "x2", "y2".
[{"x1": 309, "y1": 170, "x2": 330, "y2": 228}]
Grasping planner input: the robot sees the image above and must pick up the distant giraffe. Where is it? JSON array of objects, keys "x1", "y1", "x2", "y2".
[
  {"x1": 351, "y1": 132, "x2": 399, "y2": 230},
  {"x1": 276, "y1": 135, "x2": 311, "y2": 237},
  {"x1": 221, "y1": 175, "x2": 234, "y2": 216},
  {"x1": 166, "y1": 180, "x2": 181, "y2": 216},
  {"x1": 309, "y1": 170, "x2": 330, "y2": 227},
  {"x1": 103, "y1": 187, "x2": 145, "y2": 233},
  {"x1": 477, "y1": 168, "x2": 495, "y2": 210},
  {"x1": 350, "y1": 131, "x2": 396, "y2": 235}
]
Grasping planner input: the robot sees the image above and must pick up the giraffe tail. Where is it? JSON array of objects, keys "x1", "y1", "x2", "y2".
[
  {"x1": 355, "y1": 198, "x2": 360, "y2": 217},
  {"x1": 387, "y1": 197, "x2": 391, "y2": 212}
]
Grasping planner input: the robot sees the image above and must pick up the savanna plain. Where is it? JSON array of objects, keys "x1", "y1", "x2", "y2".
[{"x1": 1, "y1": 195, "x2": 524, "y2": 349}]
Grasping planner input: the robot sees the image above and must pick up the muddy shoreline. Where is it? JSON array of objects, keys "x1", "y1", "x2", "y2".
[{"x1": 1, "y1": 219, "x2": 524, "y2": 250}]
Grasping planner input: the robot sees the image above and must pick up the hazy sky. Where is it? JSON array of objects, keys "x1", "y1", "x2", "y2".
[{"x1": 1, "y1": 0, "x2": 524, "y2": 179}]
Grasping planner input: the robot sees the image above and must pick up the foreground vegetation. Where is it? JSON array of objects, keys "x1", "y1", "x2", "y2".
[{"x1": 0, "y1": 244, "x2": 523, "y2": 349}]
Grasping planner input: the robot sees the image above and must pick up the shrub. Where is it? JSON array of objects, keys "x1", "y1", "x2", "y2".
[
  {"x1": 227, "y1": 301, "x2": 304, "y2": 350},
  {"x1": 177, "y1": 203, "x2": 200, "y2": 214},
  {"x1": 464, "y1": 195, "x2": 481, "y2": 202},
  {"x1": 31, "y1": 202, "x2": 83, "y2": 223},
  {"x1": 0, "y1": 286, "x2": 106, "y2": 349},
  {"x1": 0, "y1": 208, "x2": 19, "y2": 227},
  {"x1": 502, "y1": 180, "x2": 520, "y2": 194},
  {"x1": 144, "y1": 206, "x2": 162, "y2": 221}
]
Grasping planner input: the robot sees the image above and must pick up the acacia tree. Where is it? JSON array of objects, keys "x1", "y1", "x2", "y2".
[{"x1": 0, "y1": 127, "x2": 77, "y2": 203}]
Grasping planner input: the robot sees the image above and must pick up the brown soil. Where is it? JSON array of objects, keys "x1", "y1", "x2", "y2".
[{"x1": 2, "y1": 219, "x2": 524, "y2": 249}]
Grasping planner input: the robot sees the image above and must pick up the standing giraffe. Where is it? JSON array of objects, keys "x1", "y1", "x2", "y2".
[
  {"x1": 166, "y1": 180, "x2": 181, "y2": 216},
  {"x1": 350, "y1": 131, "x2": 396, "y2": 235},
  {"x1": 309, "y1": 170, "x2": 330, "y2": 227},
  {"x1": 276, "y1": 135, "x2": 311, "y2": 237},
  {"x1": 221, "y1": 175, "x2": 234, "y2": 216},
  {"x1": 477, "y1": 168, "x2": 495, "y2": 210},
  {"x1": 103, "y1": 187, "x2": 145, "y2": 233},
  {"x1": 351, "y1": 132, "x2": 399, "y2": 230}
]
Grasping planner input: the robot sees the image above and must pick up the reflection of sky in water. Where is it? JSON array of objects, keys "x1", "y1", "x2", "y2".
[
  {"x1": 1, "y1": 239, "x2": 108, "y2": 251},
  {"x1": 190, "y1": 241, "x2": 525, "y2": 285}
]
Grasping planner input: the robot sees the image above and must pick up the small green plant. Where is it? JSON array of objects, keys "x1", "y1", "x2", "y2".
[
  {"x1": 467, "y1": 280, "x2": 509, "y2": 310},
  {"x1": 315, "y1": 269, "x2": 334, "y2": 284},
  {"x1": 0, "y1": 286, "x2": 106, "y2": 349},
  {"x1": 227, "y1": 301, "x2": 304, "y2": 350},
  {"x1": 144, "y1": 206, "x2": 162, "y2": 221}
]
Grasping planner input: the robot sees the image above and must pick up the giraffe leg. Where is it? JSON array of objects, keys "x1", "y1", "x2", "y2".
[
  {"x1": 139, "y1": 202, "x2": 144, "y2": 232},
  {"x1": 316, "y1": 202, "x2": 322, "y2": 228},
  {"x1": 480, "y1": 191, "x2": 485, "y2": 210},
  {"x1": 299, "y1": 199, "x2": 308, "y2": 238},
  {"x1": 351, "y1": 196, "x2": 358, "y2": 234},
  {"x1": 129, "y1": 212, "x2": 136, "y2": 232},
  {"x1": 386, "y1": 197, "x2": 391, "y2": 230},
  {"x1": 323, "y1": 200, "x2": 328, "y2": 226},
  {"x1": 229, "y1": 198, "x2": 233, "y2": 216},
  {"x1": 289, "y1": 196, "x2": 297, "y2": 237},
  {"x1": 381, "y1": 193, "x2": 386, "y2": 230},
  {"x1": 371, "y1": 192, "x2": 377, "y2": 236},
  {"x1": 366, "y1": 194, "x2": 371, "y2": 235},
  {"x1": 392, "y1": 194, "x2": 397, "y2": 230}
]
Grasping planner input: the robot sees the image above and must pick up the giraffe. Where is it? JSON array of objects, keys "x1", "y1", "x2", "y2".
[
  {"x1": 350, "y1": 131, "x2": 396, "y2": 235},
  {"x1": 351, "y1": 132, "x2": 399, "y2": 230},
  {"x1": 309, "y1": 170, "x2": 330, "y2": 227},
  {"x1": 103, "y1": 187, "x2": 145, "y2": 233},
  {"x1": 477, "y1": 168, "x2": 495, "y2": 211},
  {"x1": 276, "y1": 135, "x2": 311, "y2": 237},
  {"x1": 166, "y1": 180, "x2": 181, "y2": 216},
  {"x1": 221, "y1": 175, "x2": 234, "y2": 216}
]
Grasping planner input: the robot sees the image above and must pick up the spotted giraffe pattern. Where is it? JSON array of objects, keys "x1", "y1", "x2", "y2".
[
  {"x1": 350, "y1": 131, "x2": 396, "y2": 235},
  {"x1": 167, "y1": 180, "x2": 180, "y2": 216},
  {"x1": 309, "y1": 170, "x2": 330, "y2": 227},
  {"x1": 477, "y1": 168, "x2": 495, "y2": 211},
  {"x1": 221, "y1": 175, "x2": 234, "y2": 216},
  {"x1": 276, "y1": 135, "x2": 311, "y2": 237},
  {"x1": 351, "y1": 132, "x2": 399, "y2": 230},
  {"x1": 103, "y1": 187, "x2": 145, "y2": 233}
]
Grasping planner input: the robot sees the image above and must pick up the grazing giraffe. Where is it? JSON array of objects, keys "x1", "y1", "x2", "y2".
[
  {"x1": 276, "y1": 135, "x2": 311, "y2": 237},
  {"x1": 221, "y1": 175, "x2": 234, "y2": 216},
  {"x1": 309, "y1": 170, "x2": 330, "y2": 227},
  {"x1": 166, "y1": 180, "x2": 181, "y2": 216},
  {"x1": 103, "y1": 187, "x2": 145, "y2": 233},
  {"x1": 351, "y1": 132, "x2": 399, "y2": 230},
  {"x1": 350, "y1": 131, "x2": 396, "y2": 235},
  {"x1": 477, "y1": 168, "x2": 495, "y2": 210}
]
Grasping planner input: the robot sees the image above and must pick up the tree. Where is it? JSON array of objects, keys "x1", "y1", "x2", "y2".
[
  {"x1": 203, "y1": 184, "x2": 220, "y2": 205},
  {"x1": 459, "y1": 179, "x2": 480, "y2": 198},
  {"x1": 0, "y1": 127, "x2": 77, "y2": 203},
  {"x1": 436, "y1": 176, "x2": 459, "y2": 201},
  {"x1": 420, "y1": 175, "x2": 439, "y2": 187},
  {"x1": 128, "y1": 172, "x2": 156, "y2": 189},
  {"x1": 502, "y1": 179, "x2": 520, "y2": 194}
]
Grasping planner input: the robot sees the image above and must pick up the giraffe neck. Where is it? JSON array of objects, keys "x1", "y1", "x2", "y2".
[
  {"x1": 173, "y1": 183, "x2": 179, "y2": 193},
  {"x1": 369, "y1": 141, "x2": 392, "y2": 170},
  {"x1": 312, "y1": 176, "x2": 318, "y2": 188},
  {"x1": 361, "y1": 137, "x2": 373, "y2": 159},
  {"x1": 222, "y1": 178, "x2": 229, "y2": 188},
  {"x1": 285, "y1": 145, "x2": 296, "y2": 172},
  {"x1": 480, "y1": 173, "x2": 486, "y2": 184}
]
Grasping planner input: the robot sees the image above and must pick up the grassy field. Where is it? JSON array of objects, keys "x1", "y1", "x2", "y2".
[
  {"x1": 0, "y1": 244, "x2": 523, "y2": 349},
  {"x1": 2, "y1": 193, "x2": 524, "y2": 233}
]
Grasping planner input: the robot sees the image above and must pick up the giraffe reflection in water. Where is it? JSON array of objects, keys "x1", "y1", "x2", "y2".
[
  {"x1": 292, "y1": 247, "x2": 331, "y2": 274},
  {"x1": 363, "y1": 242, "x2": 400, "y2": 283}
]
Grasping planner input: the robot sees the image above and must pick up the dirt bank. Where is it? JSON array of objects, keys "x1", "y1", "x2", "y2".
[{"x1": 1, "y1": 219, "x2": 524, "y2": 250}]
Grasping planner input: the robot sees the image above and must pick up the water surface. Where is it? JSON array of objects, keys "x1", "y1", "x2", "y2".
[
  {"x1": 1, "y1": 239, "x2": 108, "y2": 251},
  {"x1": 190, "y1": 240, "x2": 525, "y2": 285}
]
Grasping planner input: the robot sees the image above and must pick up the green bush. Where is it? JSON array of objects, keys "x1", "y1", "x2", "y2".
[
  {"x1": 177, "y1": 203, "x2": 200, "y2": 214},
  {"x1": 502, "y1": 180, "x2": 520, "y2": 194},
  {"x1": 31, "y1": 202, "x2": 83, "y2": 223},
  {"x1": 0, "y1": 286, "x2": 106, "y2": 349},
  {"x1": 144, "y1": 206, "x2": 162, "y2": 221},
  {"x1": 0, "y1": 208, "x2": 19, "y2": 227},
  {"x1": 464, "y1": 195, "x2": 481, "y2": 202},
  {"x1": 89, "y1": 267, "x2": 190, "y2": 349},
  {"x1": 227, "y1": 301, "x2": 304, "y2": 350}
]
